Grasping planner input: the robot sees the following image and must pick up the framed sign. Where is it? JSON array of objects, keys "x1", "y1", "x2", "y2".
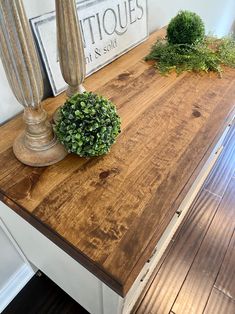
[{"x1": 30, "y1": 0, "x2": 148, "y2": 95}]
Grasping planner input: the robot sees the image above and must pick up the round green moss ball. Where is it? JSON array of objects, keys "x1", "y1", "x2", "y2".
[
  {"x1": 54, "y1": 92, "x2": 121, "y2": 157},
  {"x1": 167, "y1": 10, "x2": 205, "y2": 45}
]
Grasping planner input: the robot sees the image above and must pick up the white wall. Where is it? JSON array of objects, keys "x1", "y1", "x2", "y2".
[
  {"x1": 148, "y1": 0, "x2": 235, "y2": 35},
  {"x1": 0, "y1": 0, "x2": 235, "y2": 124}
]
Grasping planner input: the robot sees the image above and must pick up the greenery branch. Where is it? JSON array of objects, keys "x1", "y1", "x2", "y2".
[{"x1": 146, "y1": 11, "x2": 235, "y2": 76}]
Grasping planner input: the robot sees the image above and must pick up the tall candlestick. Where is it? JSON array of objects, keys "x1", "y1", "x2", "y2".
[
  {"x1": 55, "y1": 0, "x2": 86, "y2": 97},
  {"x1": 0, "y1": 0, "x2": 67, "y2": 167}
]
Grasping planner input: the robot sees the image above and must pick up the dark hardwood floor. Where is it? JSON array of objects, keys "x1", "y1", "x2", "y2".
[
  {"x1": 3, "y1": 122, "x2": 235, "y2": 314},
  {"x1": 134, "y1": 122, "x2": 235, "y2": 314},
  {"x1": 3, "y1": 272, "x2": 88, "y2": 314}
]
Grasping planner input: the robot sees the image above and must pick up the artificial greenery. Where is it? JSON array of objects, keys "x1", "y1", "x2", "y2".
[
  {"x1": 54, "y1": 92, "x2": 121, "y2": 157},
  {"x1": 146, "y1": 11, "x2": 235, "y2": 76},
  {"x1": 167, "y1": 11, "x2": 205, "y2": 45}
]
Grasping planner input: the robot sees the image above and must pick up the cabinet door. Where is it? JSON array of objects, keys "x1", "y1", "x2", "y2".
[{"x1": 0, "y1": 218, "x2": 34, "y2": 312}]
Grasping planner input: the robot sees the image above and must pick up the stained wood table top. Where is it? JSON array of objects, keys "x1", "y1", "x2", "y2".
[{"x1": 0, "y1": 29, "x2": 235, "y2": 297}]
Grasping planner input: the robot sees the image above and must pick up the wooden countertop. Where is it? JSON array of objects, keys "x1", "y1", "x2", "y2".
[{"x1": 0, "y1": 29, "x2": 235, "y2": 297}]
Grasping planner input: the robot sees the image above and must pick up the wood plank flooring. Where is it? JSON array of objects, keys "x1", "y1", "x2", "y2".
[
  {"x1": 214, "y1": 230, "x2": 235, "y2": 299},
  {"x1": 134, "y1": 121, "x2": 235, "y2": 314},
  {"x1": 204, "y1": 288, "x2": 235, "y2": 314},
  {"x1": 3, "y1": 272, "x2": 88, "y2": 314}
]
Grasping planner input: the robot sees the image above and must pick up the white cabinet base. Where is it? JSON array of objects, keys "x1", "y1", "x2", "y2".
[
  {"x1": 0, "y1": 264, "x2": 34, "y2": 313},
  {"x1": 0, "y1": 219, "x2": 35, "y2": 313}
]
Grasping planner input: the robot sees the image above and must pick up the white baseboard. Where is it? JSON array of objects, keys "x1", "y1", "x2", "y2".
[{"x1": 0, "y1": 264, "x2": 34, "y2": 313}]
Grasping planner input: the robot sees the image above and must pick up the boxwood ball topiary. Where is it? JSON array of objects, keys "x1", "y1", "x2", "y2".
[
  {"x1": 167, "y1": 10, "x2": 205, "y2": 45},
  {"x1": 54, "y1": 92, "x2": 121, "y2": 157}
]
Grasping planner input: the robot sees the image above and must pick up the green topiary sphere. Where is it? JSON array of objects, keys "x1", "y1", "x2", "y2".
[
  {"x1": 167, "y1": 10, "x2": 205, "y2": 45},
  {"x1": 54, "y1": 92, "x2": 121, "y2": 157}
]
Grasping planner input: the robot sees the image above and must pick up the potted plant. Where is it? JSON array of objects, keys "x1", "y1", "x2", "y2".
[{"x1": 54, "y1": 92, "x2": 121, "y2": 157}]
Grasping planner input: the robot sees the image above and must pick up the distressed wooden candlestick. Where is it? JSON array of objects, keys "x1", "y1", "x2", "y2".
[
  {"x1": 55, "y1": 0, "x2": 86, "y2": 97},
  {"x1": 0, "y1": 0, "x2": 67, "y2": 167}
]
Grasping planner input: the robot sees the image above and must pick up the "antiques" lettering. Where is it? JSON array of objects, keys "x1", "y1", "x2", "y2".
[{"x1": 80, "y1": 0, "x2": 144, "y2": 47}]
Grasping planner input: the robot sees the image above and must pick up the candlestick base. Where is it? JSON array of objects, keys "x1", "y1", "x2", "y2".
[
  {"x1": 13, "y1": 132, "x2": 68, "y2": 167},
  {"x1": 13, "y1": 107, "x2": 68, "y2": 167}
]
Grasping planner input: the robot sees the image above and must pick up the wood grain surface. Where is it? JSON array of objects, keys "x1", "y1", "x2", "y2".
[
  {"x1": 134, "y1": 123, "x2": 235, "y2": 314},
  {"x1": 204, "y1": 125, "x2": 235, "y2": 196},
  {"x1": 172, "y1": 178, "x2": 235, "y2": 314},
  {"x1": 204, "y1": 288, "x2": 235, "y2": 314},
  {"x1": 214, "y1": 230, "x2": 235, "y2": 299},
  {"x1": 0, "y1": 29, "x2": 235, "y2": 296},
  {"x1": 55, "y1": 0, "x2": 86, "y2": 96},
  {"x1": 135, "y1": 190, "x2": 221, "y2": 314}
]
